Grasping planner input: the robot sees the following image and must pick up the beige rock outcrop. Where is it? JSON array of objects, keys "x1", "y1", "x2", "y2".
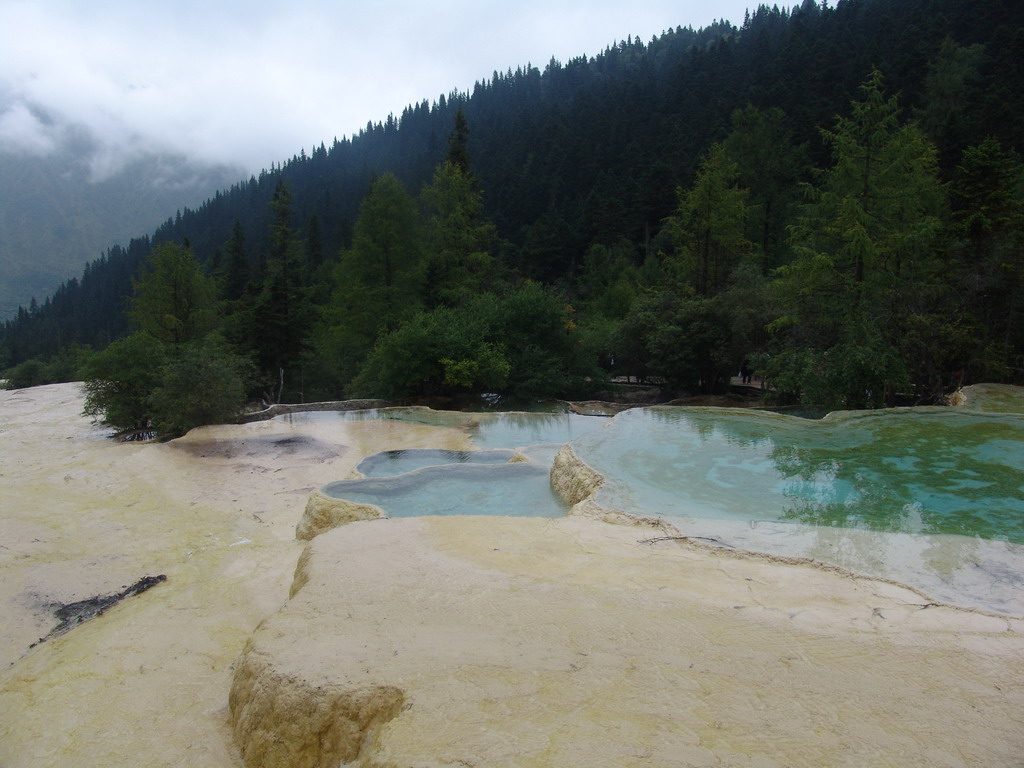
[
  {"x1": 550, "y1": 443, "x2": 669, "y2": 529},
  {"x1": 296, "y1": 490, "x2": 384, "y2": 541},
  {"x1": 549, "y1": 443, "x2": 604, "y2": 506},
  {"x1": 229, "y1": 648, "x2": 405, "y2": 768}
]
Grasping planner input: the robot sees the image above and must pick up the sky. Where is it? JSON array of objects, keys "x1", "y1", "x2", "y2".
[{"x1": 0, "y1": 0, "x2": 755, "y2": 179}]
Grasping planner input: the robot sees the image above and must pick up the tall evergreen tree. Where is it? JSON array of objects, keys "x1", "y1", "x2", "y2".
[
  {"x1": 129, "y1": 242, "x2": 217, "y2": 345},
  {"x1": 446, "y1": 109, "x2": 472, "y2": 175},
  {"x1": 771, "y1": 70, "x2": 948, "y2": 406},
  {"x1": 722, "y1": 105, "x2": 806, "y2": 273},
  {"x1": 949, "y1": 137, "x2": 1024, "y2": 372},
  {"x1": 663, "y1": 143, "x2": 754, "y2": 296},
  {"x1": 420, "y1": 160, "x2": 499, "y2": 307},
  {"x1": 251, "y1": 180, "x2": 313, "y2": 401},
  {"x1": 317, "y1": 173, "x2": 424, "y2": 390},
  {"x1": 218, "y1": 219, "x2": 250, "y2": 301}
]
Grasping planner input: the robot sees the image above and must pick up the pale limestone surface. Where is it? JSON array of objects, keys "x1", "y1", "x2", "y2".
[
  {"x1": 3, "y1": 383, "x2": 1023, "y2": 767},
  {"x1": 233, "y1": 515, "x2": 1024, "y2": 768},
  {"x1": 0, "y1": 383, "x2": 469, "y2": 767}
]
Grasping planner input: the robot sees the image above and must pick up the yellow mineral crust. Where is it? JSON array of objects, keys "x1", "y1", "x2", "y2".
[{"x1": 296, "y1": 490, "x2": 385, "y2": 540}]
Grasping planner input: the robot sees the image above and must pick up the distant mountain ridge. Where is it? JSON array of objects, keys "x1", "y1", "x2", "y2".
[{"x1": 0, "y1": 146, "x2": 240, "y2": 319}]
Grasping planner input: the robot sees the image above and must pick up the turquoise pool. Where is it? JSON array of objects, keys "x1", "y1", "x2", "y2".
[
  {"x1": 571, "y1": 406, "x2": 1024, "y2": 544},
  {"x1": 308, "y1": 410, "x2": 609, "y2": 518},
  {"x1": 291, "y1": 393, "x2": 1024, "y2": 613},
  {"x1": 323, "y1": 460, "x2": 567, "y2": 518}
]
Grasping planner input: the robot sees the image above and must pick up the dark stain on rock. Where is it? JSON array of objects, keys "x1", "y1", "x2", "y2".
[{"x1": 30, "y1": 574, "x2": 167, "y2": 649}]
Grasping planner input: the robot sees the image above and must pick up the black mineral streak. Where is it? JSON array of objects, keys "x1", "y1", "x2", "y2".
[{"x1": 30, "y1": 574, "x2": 167, "y2": 649}]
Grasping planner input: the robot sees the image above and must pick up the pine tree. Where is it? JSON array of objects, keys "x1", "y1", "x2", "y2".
[
  {"x1": 663, "y1": 143, "x2": 753, "y2": 296},
  {"x1": 251, "y1": 180, "x2": 313, "y2": 401},
  {"x1": 771, "y1": 70, "x2": 949, "y2": 406},
  {"x1": 219, "y1": 219, "x2": 250, "y2": 301},
  {"x1": 129, "y1": 242, "x2": 217, "y2": 345},
  {"x1": 949, "y1": 137, "x2": 1024, "y2": 370},
  {"x1": 446, "y1": 109, "x2": 472, "y2": 175},
  {"x1": 420, "y1": 160, "x2": 498, "y2": 307},
  {"x1": 317, "y1": 174, "x2": 424, "y2": 390}
]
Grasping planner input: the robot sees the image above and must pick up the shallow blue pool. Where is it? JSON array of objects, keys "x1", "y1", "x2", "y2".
[
  {"x1": 571, "y1": 406, "x2": 1024, "y2": 543},
  {"x1": 324, "y1": 460, "x2": 567, "y2": 518}
]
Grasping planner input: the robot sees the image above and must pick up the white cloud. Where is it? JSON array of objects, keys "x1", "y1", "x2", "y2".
[
  {"x1": 0, "y1": 101, "x2": 60, "y2": 155},
  {"x1": 0, "y1": 0, "x2": 753, "y2": 177}
]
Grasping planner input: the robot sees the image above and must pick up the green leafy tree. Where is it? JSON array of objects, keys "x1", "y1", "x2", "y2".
[
  {"x1": 147, "y1": 337, "x2": 252, "y2": 436},
  {"x1": 129, "y1": 243, "x2": 217, "y2": 344},
  {"x1": 492, "y1": 282, "x2": 605, "y2": 399},
  {"x1": 3, "y1": 358, "x2": 50, "y2": 389},
  {"x1": 349, "y1": 298, "x2": 509, "y2": 399},
  {"x1": 350, "y1": 283, "x2": 605, "y2": 401},
  {"x1": 770, "y1": 70, "x2": 947, "y2": 406},
  {"x1": 617, "y1": 292, "x2": 733, "y2": 394},
  {"x1": 81, "y1": 332, "x2": 168, "y2": 432}
]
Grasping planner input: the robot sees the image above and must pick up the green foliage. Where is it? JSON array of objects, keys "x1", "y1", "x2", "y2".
[
  {"x1": 317, "y1": 173, "x2": 425, "y2": 389},
  {"x1": 349, "y1": 298, "x2": 509, "y2": 399},
  {"x1": 617, "y1": 292, "x2": 733, "y2": 393},
  {"x1": 81, "y1": 332, "x2": 251, "y2": 436},
  {"x1": 81, "y1": 332, "x2": 168, "y2": 432},
  {"x1": 147, "y1": 338, "x2": 252, "y2": 436},
  {"x1": 350, "y1": 284, "x2": 606, "y2": 401},
  {"x1": 2, "y1": 346, "x2": 85, "y2": 389},
  {"x1": 722, "y1": 105, "x2": 805, "y2": 272},
  {"x1": 9, "y1": 5, "x2": 1024, "y2": 407},
  {"x1": 446, "y1": 109, "x2": 472, "y2": 175},
  {"x1": 771, "y1": 70, "x2": 950, "y2": 405},
  {"x1": 130, "y1": 242, "x2": 218, "y2": 344},
  {"x1": 491, "y1": 282, "x2": 606, "y2": 399},
  {"x1": 576, "y1": 242, "x2": 640, "y2": 320},
  {"x1": 250, "y1": 180, "x2": 316, "y2": 401},
  {"x1": 916, "y1": 37, "x2": 986, "y2": 162},
  {"x1": 420, "y1": 161, "x2": 499, "y2": 307},
  {"x1": 766, "y1": 322, "x2": 910, "y2": 409},
  {"x1": 215, "y1": 219, "x2": 250, "y2": 302},
  {"x1": 663, "y1": 143, "x2": 754, "y2": 296},
  {"x1": 948, "y1": 137, "x2": 1024, "y2": 370},
  {"x1": 3, "y1": 359, "x2": 49, "y2": 389}
]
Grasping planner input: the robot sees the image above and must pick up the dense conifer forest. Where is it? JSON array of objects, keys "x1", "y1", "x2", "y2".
[{"x1": 3, "y1": 0, "x2": 1023, "y2": 428}]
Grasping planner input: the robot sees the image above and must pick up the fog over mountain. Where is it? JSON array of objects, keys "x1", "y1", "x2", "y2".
[
  {"x1": 0, "y1": 0, "x2": 751, "y2": 318},
  {"x1": 0, "y1": 148, "x2": 239, "y2": 318}
]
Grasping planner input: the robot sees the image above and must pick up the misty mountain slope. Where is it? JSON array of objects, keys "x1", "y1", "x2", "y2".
[
  {"x1": 2, "y1": 0, "x2": 1022, "y2": 375},
  {"x1": 0, "y1": 148, "x2": 240, "y2": 318}
]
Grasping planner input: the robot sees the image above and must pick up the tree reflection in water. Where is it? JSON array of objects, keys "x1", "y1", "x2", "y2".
[{"x1": 578, "y1": 406, "x2": 1024, "y2": 544}]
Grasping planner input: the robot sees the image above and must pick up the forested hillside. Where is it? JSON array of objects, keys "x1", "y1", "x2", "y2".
[{"x1": 3, "y1": 0, "x2": 1022, "y2": 423}]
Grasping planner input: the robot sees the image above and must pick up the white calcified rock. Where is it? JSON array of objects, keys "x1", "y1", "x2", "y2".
[{"x1": 229, "y1": 515, "x2": 1024, "y2": 768}]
